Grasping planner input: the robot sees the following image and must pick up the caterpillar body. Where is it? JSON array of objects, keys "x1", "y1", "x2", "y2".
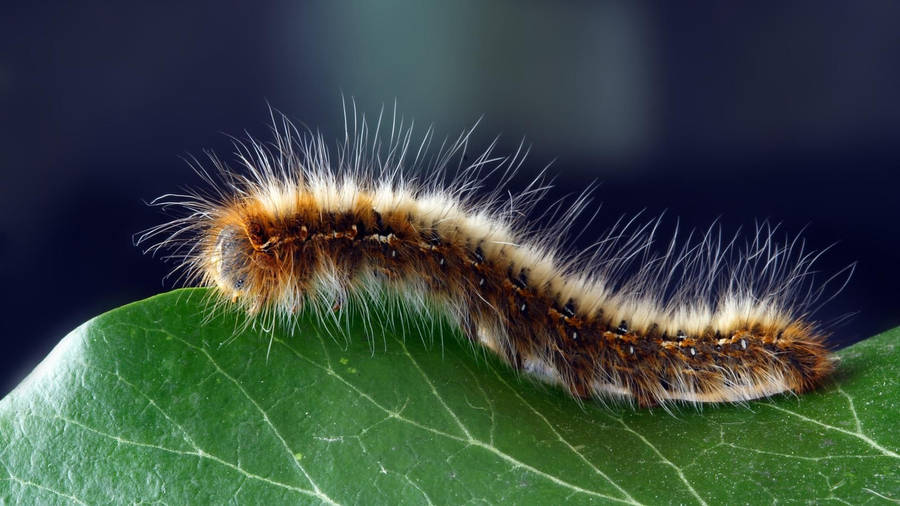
[{"x1": 140, "y1": 107, "x2": 844, "y2": 408}]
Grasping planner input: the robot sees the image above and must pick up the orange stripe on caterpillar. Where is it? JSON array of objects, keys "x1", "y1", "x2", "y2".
[{"x1": 138, "y1": 106, "x2": 849, "y2": 407}]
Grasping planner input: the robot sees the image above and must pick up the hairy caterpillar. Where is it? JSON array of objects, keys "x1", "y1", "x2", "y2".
[{"x1": 139, "y1": 106, "x2": 849, "y2": 408}]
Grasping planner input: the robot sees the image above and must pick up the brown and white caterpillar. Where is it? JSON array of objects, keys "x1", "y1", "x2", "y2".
[{"x1": 139, "y1": 106, "x2": 848, "y2": 408}]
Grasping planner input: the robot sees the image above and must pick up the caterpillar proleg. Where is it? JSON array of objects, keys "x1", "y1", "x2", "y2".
[{"x1": 139, "y1": 106, "x2": 849, "y2": 408}]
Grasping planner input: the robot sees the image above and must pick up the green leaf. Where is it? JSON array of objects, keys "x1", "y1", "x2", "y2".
[{"x1": 1, "y1": 289, "x2": 897, "y2": 505}]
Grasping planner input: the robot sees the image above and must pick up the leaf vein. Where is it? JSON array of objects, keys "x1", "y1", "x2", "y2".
[
  {"x1": 159, "y1": 329, "x2": 340, "y2": 505},
  {"x1": 2, "y1": 469, "x2": 87, "y2": 505},
  {"x1": 52, "y1": 414, "x2": 325, "y2": 501},
  {"x1": 767, "y1": 404, "x2": 898, "y2": 459},
  {"x1": 489, "y1": 365, "x2": 642, "y2": 505},
  {"x1": 615, "y1": 418, "x2": 708, "y2": 506}
]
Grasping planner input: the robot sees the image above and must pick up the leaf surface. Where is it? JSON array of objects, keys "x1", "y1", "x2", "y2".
[{"x1": 1, "y1": 289, "x2": 897, "y2": 504}]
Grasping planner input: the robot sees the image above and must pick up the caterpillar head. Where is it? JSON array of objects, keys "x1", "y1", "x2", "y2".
[
  {"x1": 209, "y1": 225, "x2": 253, "y2": 300},
  {"x1": 206, "y1": 216, "x2": 306, "y2": 317}
]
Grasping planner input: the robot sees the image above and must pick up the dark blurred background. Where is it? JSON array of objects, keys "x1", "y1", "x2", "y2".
[{"x1": 1, "y1": 1, "x2": 898, "y2": 396}]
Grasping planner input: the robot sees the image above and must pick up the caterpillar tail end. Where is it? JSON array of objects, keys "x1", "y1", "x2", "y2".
[{"x1": 621, "y1": 325, "x2": 838, "y2": 408}]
